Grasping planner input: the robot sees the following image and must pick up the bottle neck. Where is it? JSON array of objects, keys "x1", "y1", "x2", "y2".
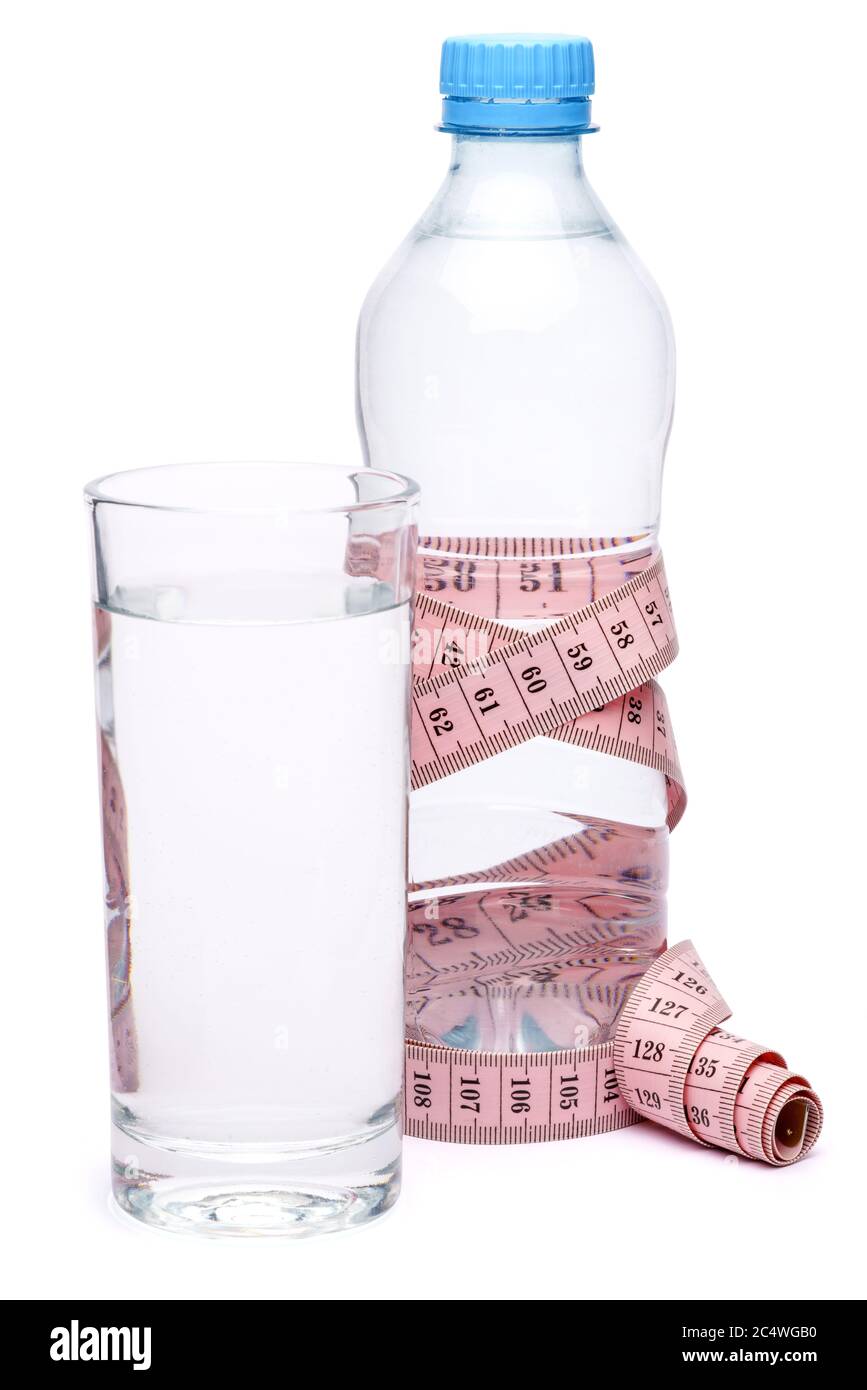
[
  {"x1": 418, "y1": 133, "x2": 609, "y2": 240},
  {"x1": 451, "y1": 132, "x2": 587, "y2": 176}
]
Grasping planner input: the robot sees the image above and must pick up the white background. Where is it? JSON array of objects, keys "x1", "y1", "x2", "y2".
[{"x1": 1, "y1": 0, "x2": 865, "y2": 1301}]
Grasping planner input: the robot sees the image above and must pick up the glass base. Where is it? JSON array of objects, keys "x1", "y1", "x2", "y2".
[{"x1": 111, "y1": 1118, "x2": 401, "y2": 1238}]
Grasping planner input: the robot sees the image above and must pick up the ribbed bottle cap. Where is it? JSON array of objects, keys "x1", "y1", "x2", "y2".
[{"x1": 440, "y1": 34, "x2": 596, "y2": 134}]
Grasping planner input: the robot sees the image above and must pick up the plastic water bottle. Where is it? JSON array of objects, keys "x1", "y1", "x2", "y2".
[{"x1": 357, "y1": 35, "x2": 675, "y2": 1054}]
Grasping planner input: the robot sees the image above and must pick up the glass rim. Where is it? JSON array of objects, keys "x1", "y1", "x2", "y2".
[{"x1": 83, "y1": 461, "x2": 420, "y2": 518}]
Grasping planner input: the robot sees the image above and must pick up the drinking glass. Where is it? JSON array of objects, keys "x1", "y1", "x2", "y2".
[{"x1": 85, "y1": 463, "x2": 418, "y2": 1236}]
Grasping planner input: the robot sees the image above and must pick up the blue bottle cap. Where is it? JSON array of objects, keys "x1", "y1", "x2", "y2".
[{"x1": 440, "y1": 34, "x2": 597, "y2": 135}]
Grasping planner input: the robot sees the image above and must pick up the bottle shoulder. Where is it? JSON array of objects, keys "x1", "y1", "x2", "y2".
[
  {"x1": 360, "y1": 223, "x2": 673, "y2": 356},
  {"x1": 360, "y1": 149, "x2": 672, "y2": 343}
]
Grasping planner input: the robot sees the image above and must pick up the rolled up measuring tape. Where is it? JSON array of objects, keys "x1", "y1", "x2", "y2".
[
  {"x1": 406, "y1": 940, "x2": 822, "y2": 1164},
  {"x1": 394, "y1": 537, "x2": 821, "y2": 1163}
]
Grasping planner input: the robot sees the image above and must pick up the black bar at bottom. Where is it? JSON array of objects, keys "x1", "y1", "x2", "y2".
[{"x1": 1, "y1": 1298, "x2": 859, "y2": 1373}]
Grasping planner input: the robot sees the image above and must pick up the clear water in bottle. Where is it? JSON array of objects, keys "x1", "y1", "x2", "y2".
[{"x1": 357, "y1": 35, "x2": 675, "y2": 1052}]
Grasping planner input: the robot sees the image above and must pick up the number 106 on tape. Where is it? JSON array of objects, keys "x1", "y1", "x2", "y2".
[{"x1": 406, "y1": 1041, "x2": 639, "y2": 1144}]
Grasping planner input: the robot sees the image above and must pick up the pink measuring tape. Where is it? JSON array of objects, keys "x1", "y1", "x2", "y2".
[
  {"x1": 406, "y1": 940, "x2": 822, "y2": 1164},
  {"x1": 402, "y1": 538, "x2": 822, "y2": 1164},
  {"x1": 410, "y1": 541, "x2": 683, "y2": 827}
]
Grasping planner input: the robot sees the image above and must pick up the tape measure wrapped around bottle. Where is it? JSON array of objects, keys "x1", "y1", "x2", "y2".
[
  {"x1": 343, "y1": 533, "x2": 823, "y2": 1164},
  {"x1": 409, "y1": 541, "x2": 685, "y2": 825}
]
